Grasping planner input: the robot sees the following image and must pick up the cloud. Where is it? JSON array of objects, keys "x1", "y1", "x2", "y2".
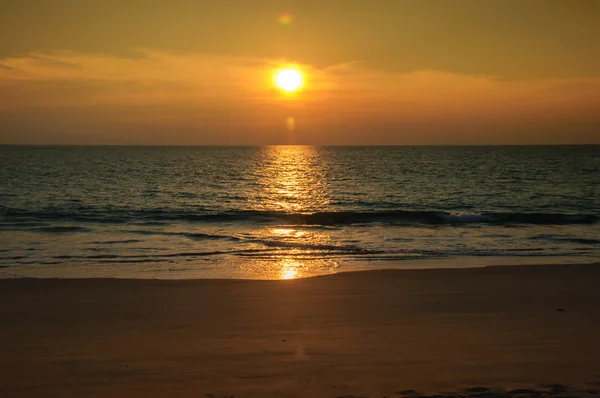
[{"x1": 0, "y1": 50, "x2": 599, "y2": 144}]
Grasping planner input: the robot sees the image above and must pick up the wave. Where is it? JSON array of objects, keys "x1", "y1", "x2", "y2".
[
  {"x1": 89, "y1": 239, "x2": 143, "y2": 245},
  {"x1": 2, "y1": 246, "x2": 579, "y2": 268},
  {"x1": 529, "y1": 235, "x2": 600, "y2": 245},
  {"x1": 32, "y1": 226, "x2": 92, "y2": 233},
  {"x1": 1, "y1": 207, "x2": 598, "y2": 227}
]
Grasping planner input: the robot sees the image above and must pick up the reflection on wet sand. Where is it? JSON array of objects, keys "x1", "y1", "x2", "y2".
[{"x1": 238, "y1": 254, "x2": 339, "y2": 280}]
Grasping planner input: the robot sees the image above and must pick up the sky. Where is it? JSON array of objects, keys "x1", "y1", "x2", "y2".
[{"x1": 1, "y1": 0, "x2": 599, "y2": 145}]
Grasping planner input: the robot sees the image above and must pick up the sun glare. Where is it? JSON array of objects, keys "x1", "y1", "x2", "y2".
[{"x1": 274, "y1": 68, "x2": 304, "y2": 93}]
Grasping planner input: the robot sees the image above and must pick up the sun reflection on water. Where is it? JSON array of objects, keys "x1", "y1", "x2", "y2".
[
  {"x1": 244, "y1": 146, "x2": 338, "y2": 279},
  {"x1": 252, "y1": 146, "x2": 331, "y2": 213},
  {"x1": 271, "y1": 227, "x2": 306, "y2": 237},
  {"x1": 280, "y1": 259, "x2": 300, "y2": 279}
]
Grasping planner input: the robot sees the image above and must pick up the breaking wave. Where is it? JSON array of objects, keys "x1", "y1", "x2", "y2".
[{"x1": 1, "y1": 207, "x2": 597, "y2": 228}]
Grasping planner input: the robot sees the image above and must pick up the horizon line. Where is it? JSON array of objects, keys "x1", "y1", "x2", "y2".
[{"x1": 1, "y1": 143, "x2": 599, "y2": 148}]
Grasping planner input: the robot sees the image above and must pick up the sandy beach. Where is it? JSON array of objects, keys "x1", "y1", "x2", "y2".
[{"x1": 1, "y1": 263, "x2": 600, "y2": 398}]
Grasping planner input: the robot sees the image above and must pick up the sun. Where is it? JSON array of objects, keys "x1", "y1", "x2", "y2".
[{"x1": 274, "y1": 68, "x2": 304, "y2": 93}]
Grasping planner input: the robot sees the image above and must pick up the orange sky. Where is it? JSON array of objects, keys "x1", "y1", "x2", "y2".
[{"x1": 1, "y1": 1, "x2": 599, "y2": 145}]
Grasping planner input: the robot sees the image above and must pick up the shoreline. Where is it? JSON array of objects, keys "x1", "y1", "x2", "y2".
[
  {"x1": 2, "y1": 261, "x2": 600, "y2": 284},
  {"x1": 1, "y1": 256, "x2": 599, "y2": 280},
  {"x1": 2, "y1": 262, "x2": 600, "y2": 397}
]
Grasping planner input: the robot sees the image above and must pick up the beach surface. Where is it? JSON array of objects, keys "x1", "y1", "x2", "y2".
[{"x1": 1, "y1": 264, "x2": 600, "y2": 398}]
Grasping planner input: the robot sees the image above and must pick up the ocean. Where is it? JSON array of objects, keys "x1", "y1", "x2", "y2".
[{"x1": 1, "y1": 145, "x2": 598, "y2": 279}]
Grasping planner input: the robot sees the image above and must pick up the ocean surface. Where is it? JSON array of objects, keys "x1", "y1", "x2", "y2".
[{"x1": 1, "y1": 145, "x2": 598, "y2": 279}]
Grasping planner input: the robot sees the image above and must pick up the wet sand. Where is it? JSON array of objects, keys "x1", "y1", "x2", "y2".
[{"x1": 1, "y1": 263, "x2": 600, "y2": 397}]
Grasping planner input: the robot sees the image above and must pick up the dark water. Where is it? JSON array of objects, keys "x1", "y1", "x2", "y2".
[{"x1": 1, "y1": 145, "x2": 598, "y2": 279}]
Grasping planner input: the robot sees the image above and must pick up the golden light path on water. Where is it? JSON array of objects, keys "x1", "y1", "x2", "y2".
[{"x1": 240, "y1": 146, "x2": 340, "y2": 280}]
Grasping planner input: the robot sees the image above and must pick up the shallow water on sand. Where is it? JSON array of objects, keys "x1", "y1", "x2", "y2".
[{"x1": 1, "y1": 145, "x2": 599, "y2": 279}]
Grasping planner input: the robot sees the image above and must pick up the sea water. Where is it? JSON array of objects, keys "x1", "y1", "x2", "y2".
[{"x1": 1, "y1": 145, "x2": 598, "y2": 279}]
